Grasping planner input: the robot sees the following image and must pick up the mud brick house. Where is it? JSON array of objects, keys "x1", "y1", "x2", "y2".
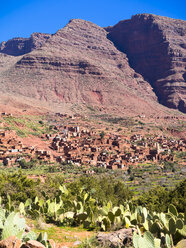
[{"x1": 0, "y1": 122, "x2": 185, "y2": 168}]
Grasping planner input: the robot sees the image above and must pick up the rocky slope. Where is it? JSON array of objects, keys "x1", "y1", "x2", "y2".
[
  {"x1": 0, "y1": 14, "x2": 185, "y2": 115},
  {"x1": 0, "y1": 19, "x2": 160, "y2": 116},
  {"x1": 107, "y1": 14, "x2": 186, "y2": 113},
  {"x1": 0, "y1": 32, "x2": 51, "y2": 56}
]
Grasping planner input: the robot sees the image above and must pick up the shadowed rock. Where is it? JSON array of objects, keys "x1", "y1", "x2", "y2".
[{"x1": 107, "y1": 14, "x2": 186, "y2": 113}]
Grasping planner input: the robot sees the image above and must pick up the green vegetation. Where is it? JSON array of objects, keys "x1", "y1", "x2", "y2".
[
  {"x1": 100, "y1": 131, "x2": 105, "y2": 139},
  {"x1": 124, "y1": 161, "x2": 185, "y2": 195},
  {"x1": 0, "y1": 177, "x2": 185, "y2": 247},
  {"x1": 0, "y1": 206, "x2": 54, "y2": 247},
  {"x1": 0, "y1": 172, "x2": 39, "y2": 203},
  {"x1": 2, "y1": 115, "x2": 56, "y2": 137},
  {"x1": 79, "y1": 236, "x2": 100, "y2": 248},
  {"x1": 175, "y1": 151, "x2": 186, "y2": 162},
  {"x1": 0, "y1": 172, "x2": 132, "y2": 207},
  {"x1": 0, "y1": 170, "x2": 185, "y2": 212},
  {"x1": 0, "y1": 210, "x2": 26, "y2": 240},
  {"x1": 2, "y1": 154, "x2": 183, "y2": 196},
  {"x1": 136, "y1": 180, "x2": 186, "y2": 213},
  {"x1": 68, "y1": 176, "x2": 133, "y2": 206}
]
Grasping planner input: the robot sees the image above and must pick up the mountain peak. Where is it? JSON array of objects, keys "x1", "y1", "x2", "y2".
[{"x1": 0, "y1": 14, "x2": 185, "y2": 114}]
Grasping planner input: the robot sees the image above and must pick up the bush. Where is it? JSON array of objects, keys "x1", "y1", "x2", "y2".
[
  {"x1": 18, "y1": 159, "x2": 38, "y2": 169},
  {"x1": 100, "y1": 131, "x2": 105, "y2": 139},
  {"x1": 67, "y1": 176, "x2": 133, "y2": 205},
  {"x1": 136, "y1": 179, "x2": 186, "y2": 212},
  {"x1": 0, "y1": 172, "x2": 39, "y2": 203}
]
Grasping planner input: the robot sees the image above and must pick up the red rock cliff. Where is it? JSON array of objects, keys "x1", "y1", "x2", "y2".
[{"x1": 107, "y1": 14, "x2": 186, "y2": 113}]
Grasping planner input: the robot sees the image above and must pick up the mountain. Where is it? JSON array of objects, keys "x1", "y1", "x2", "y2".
[
  {"x1": 107, "y1": 14, "x2": 186, "y2": 113},
  {"x1": 0, "y1": 14, "x2": 185, "y2": 115}
]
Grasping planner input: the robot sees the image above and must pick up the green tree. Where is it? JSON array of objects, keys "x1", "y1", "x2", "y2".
[{"x1": 100, "y1": 131, "x2": 105, "y2": 139}]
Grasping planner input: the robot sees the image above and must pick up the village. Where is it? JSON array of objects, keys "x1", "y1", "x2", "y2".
[{"x1": 0, "y1": 112, "x2": 185, "y2": 170}]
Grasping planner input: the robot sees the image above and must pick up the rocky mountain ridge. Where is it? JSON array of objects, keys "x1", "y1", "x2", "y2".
[
  {"x1": 107, "y1": 14, "x2": 186, "y2": 113},
  {"x1": 0, "y1": 14, "x2": 185, "y2": 114}
]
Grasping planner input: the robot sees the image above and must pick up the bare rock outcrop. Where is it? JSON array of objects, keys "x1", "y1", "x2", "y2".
[
  {"x1": 107, "y1": 14, "x2": 186, "y2": 113},
  {"x1": 0, "y1": 236, "x2": 21, "y2": 248},
  {"x1": 21, "y1": 240, "x2": 46, "y2": 248},
  {"x1": 0, "y1": 33, "x2": 51, "y2": 56},
  {"x1": 97, "y1": 228, "x2": 134, "y2": 247}
]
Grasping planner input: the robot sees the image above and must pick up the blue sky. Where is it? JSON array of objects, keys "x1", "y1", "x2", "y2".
[{"x1": 0, "y1": 0, "x2": 185, "y2": 42}]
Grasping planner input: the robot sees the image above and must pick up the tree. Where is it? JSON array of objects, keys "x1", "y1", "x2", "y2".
[{"x1": 100, "y1": 131, "x2": 105, "y2": 139}]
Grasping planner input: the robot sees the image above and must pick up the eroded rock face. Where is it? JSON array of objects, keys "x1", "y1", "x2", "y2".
[
  {"x1": 107, "y1": 14, "x2": 186, "y2": 113},
  {"x1": 0, "y1": 33, "x2": 51, "y2": 56},
  {"x1": 0, "y1": 19, "x2": 159, "y2": 116},
  {"x1": 0, "y1": 15, "x2": 185, "y2": 114}
]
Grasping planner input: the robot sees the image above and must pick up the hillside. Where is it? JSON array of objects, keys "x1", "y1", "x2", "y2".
[{"x1": 0, "y1": 14, "x2": 185, "y2": 115}]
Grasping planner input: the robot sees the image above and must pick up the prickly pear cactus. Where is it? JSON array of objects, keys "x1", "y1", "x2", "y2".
[
  {"x1": 0, "y1": 212, "x2": 26, "y2": 240},
  {"x1": 133, "y1": 231, "x2": 161, "y2": 248}
]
